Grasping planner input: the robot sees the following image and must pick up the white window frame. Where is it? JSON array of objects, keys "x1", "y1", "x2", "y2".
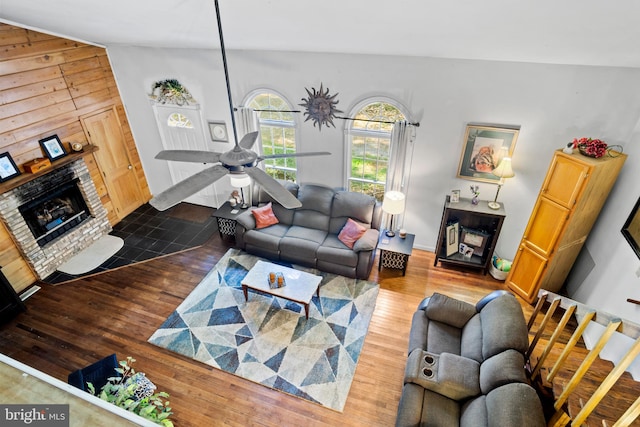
[
  {"x1": 344, "y1": 96, "x2": 410, "y2": 199},
  {"x1": 243, "y1": 89, "x2": 299, "y2": 182}
]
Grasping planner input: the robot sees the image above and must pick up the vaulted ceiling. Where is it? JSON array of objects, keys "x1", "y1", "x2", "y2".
[{"x1": 2, "y1": 0, "x2": 640, "y2": 68}]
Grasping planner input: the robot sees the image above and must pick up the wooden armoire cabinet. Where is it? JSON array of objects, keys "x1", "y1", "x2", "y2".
[{"x1": 507, "y1": 149, "x2": 627, "y2": 303}]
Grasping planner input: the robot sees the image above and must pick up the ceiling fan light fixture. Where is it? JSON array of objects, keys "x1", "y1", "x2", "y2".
[{"x1": 229, "y1": 174, "x2": 251, "y2": 188}]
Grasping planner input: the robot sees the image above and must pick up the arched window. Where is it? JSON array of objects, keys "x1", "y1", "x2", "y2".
[
  {"x1": 247, "y1": 91, "x2": 297, "y2": 181},
  {"x1": 346, "y1": 100, "x2": 407, "y2": 201},
  {"x1": 167, "y1": 112, "x2": 194, "y2": 128}
]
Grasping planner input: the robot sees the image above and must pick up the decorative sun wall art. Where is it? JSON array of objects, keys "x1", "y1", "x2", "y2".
[{"x1": 299, "y1": 83, "x2": 343, "y2": 130}]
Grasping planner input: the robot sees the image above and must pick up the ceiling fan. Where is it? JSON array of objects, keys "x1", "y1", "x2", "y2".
[{"x1": 149, "y1": 0, "x2": 330, "y2": 211}]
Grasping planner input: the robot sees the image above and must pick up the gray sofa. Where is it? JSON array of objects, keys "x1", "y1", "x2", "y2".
[
  {"x1": 396, "y1": 290, "x2": 546, "y2": 427},
  {"x1": 235, "y1": 182, "x2": 382, "y2": 279}
]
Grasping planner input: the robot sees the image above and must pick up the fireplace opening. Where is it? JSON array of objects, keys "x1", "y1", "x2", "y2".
[{"x1": 19, "y1": 178, "x2": 92, "y2": 247}]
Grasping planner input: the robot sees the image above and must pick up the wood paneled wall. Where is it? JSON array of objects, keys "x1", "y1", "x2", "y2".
[{"x1": 0, "y1": 23, "x2": 151, "y2": 291}]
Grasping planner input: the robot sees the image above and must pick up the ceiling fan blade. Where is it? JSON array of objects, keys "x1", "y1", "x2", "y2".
[
  {"x1": 155, "y1": 150, "x2": 221, "y2": 164},
  {"x1": 258, "y1": 151, "x2": 331, "y2": 161},
  {"x1": 149, "y1": 165, "x2": 229, "y2": 211},
  {"x1": 238, "y1": 131, "x2": 259, "y2": 150},
  {"x1": 244, "y1": 167, "x2": 302, "y2": 209}
]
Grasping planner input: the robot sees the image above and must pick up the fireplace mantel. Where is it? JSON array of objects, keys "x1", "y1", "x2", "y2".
[{"x1": 0, "y1": 145, "x2": 99, "y2": 195}]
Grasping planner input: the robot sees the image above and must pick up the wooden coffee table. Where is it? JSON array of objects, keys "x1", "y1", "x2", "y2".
[{"x1": 241, "y1": 260, "x2": 322, "y2": 319}]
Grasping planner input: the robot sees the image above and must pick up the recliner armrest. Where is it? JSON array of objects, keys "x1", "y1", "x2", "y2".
[
  {"x1": 352, "y1": 228, "x2": 379, "y2": 252},
  {"x1": 236, "y1": 210, "x2": 256, "y2": 230}
]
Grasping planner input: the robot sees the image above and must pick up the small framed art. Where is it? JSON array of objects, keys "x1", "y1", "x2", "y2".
[
  {"x1": 0, "y1": 152, "x2": 20, "y2": 182},
  {"x1": 39, "y1": 135, "x2": 68, "y2": 161},
  {"x1": 460, "y1": 226, "x2": 490, "y2": 256},
  {"x1": 450, "y1": 190, "x2": 460, "y2": 203},
  {"x1": 208, "y1": 121, "x2": 229, "y2": 142},
  {"x1": 445, "y1": 222, "x2": 459, "y2": 257}
]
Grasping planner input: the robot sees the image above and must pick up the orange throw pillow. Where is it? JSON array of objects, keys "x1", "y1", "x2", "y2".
[
  {"x1": 252, "y1": 202, "x2": 279, "y2": 229},
  {"x1": 338, "y1": 218, "x2": 367, "y2": 249}
]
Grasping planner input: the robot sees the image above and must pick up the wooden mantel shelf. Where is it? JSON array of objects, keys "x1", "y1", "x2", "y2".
[{"x1": 0, "y1": 145, "x2": 98, "y2": 194}]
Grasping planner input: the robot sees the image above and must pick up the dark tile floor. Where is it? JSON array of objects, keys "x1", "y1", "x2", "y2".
[{"x1": 43, "y1": 203, "x2": 218, "y2": 284}]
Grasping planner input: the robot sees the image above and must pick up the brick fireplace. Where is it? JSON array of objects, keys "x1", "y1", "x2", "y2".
[{"x1": 0, "y1": 158, "x2": 111, "y2": 280}]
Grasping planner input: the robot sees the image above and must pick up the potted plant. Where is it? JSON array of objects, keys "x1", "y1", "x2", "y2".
[{"x1": 88, "y1": 356, "x2": 173, "y2": 427}]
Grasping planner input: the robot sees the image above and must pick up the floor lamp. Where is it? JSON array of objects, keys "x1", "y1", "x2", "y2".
[
  {"x1": 382, "y1": 191, "x2": 406, "y2": 237},
  {"x1": 229, "y1": 174, "x2": 252, "y2": 209},
  {"x1": 488, "y1": 157, "x2": 514, "y2": 210}
]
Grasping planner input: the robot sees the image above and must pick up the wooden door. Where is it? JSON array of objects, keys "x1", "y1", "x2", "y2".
[
  {"x1": 507, "y1": 244, "x2": 547, "y2": 303},
  {"x1": 523, "y1": 197, "x2": 570, "y2": 257},
  {"x1": 82, "y1": 106, "x2": 144, "y2": 220},
  {"x1": 541, "y1": 155, "x2": 590, "y2": 208}
]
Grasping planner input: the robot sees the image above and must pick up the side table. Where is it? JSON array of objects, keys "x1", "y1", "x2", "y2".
[
  {"x1": 212, "y1": 202, "x2": 247, "y2": 239},
  {"x1": 378, "y1": 231, "x2": 415, "y2": 275}
]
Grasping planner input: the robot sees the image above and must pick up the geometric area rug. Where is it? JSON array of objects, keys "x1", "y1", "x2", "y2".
[{"x1": 148, "y1": 248, "x2": 379, "y2": 412}]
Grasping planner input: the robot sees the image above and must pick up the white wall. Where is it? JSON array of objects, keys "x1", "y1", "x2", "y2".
[{"x1": 107, "y1": 46, "x2": 640, "y2": 323}]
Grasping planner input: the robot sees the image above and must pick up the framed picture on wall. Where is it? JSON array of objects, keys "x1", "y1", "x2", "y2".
[
  {"x1": 39, "y1": 135, "x2": 68, "y2": 161},
  {"x1": 0, "y1": 152, "x2": 20, "y2": 182},
  {"x1": 457, "y1": 124, "x2": 519, "y2": 183}
]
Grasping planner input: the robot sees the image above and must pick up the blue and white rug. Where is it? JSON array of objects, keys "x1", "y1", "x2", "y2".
[{"x1": 148, "y1": 249, "x2": 379, "y2": 412}]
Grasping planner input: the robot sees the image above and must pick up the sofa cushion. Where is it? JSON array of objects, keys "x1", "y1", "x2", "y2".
[
  {"x1": 426, "y1": 320, "x2": 462, "y2": 355},
  {"x1": 460, "y1": 395, "x2": 488, "y2": 427},
  {"x1": 329, "y1": 191, "x2": 376, "y2": 233},
  {"x1": 460, "y1": 314, "x2": 483, "y2": 362},
  {"x1": 280, "y1": 226, "x2": 327, "y2": 264},
  {"x1": 317, "y1": 235, "x2": 359, "y2": 267},
  {"x1": 252, "y1": 202, "x2": 279, "y2": 229},
  {"x1": 479, "y1": 349, "x2": 527, "y2": 394},
  {"x1": 292, "y1": 185, "x2": 334, "y2": 231},
  {"x1": 485, "y1": 383, "x2": 546, "y2": 427},
  {"x1": 243, "y1": 224, "x2": 289, "y2": 252},
  {"x1": 480, "y1": 294, "x2": 529, "y2": 360},
  {"x1": 420, "y1": 389, "x2": 461, "y2": 427},
  {"x1": 426, "y1": 293, "x2": 478, "y2": 329},
  {"x1": 338, "y1": 218, "x2": 367, "y2": 248}
]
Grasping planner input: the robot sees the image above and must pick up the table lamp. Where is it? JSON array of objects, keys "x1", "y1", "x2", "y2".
[
  {"x1": 229, "y1": 174, "x2": 252, "y2": 209},
  {"x1": 382, "y1": 191, "x2": 406, "y2": 237},
  {"x1": 488, "y1": 157, "x2": 514, "y2": 210}
]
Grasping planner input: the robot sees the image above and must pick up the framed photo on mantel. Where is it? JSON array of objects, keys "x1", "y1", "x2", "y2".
[
  {"x1": 39, "y1": 135, "x2": 68, "y2": 161},
  {"x1": 0, "y1": 152, "x2": 20, "y2": 182}
]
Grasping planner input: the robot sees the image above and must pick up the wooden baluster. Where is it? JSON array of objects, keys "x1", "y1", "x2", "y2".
[
  {"x1": 531, "y1": 303, "x2": 576, "y2": 380},
  {"x1": 572, "y1": 336, "x2": 640, "y2": 426},
  {"x1": 554, "y1": 318, "x2": 622, "y2": 411},
  {"x1": 612, "y1": 395, "x2": 640, "y2": 427},
  {"x1": 528, "y1": 291, "x2": 549, "y2": 330},
  {"x1": 547, "y1": 310, "x2": 596, "y2": 383},
  {"x1": 527, "y1": 297, "x2": 561, "y2": 359}
]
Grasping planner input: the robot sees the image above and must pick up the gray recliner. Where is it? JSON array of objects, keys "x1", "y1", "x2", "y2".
[{"x1": 396, "y1": 291, "x2": 546, "y2": 427}]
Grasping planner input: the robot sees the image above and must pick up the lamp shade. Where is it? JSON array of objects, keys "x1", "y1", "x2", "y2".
[
  {"x1": 229, "y1": 174, "x2": 251, "y2": 188},
  {"x1": 382, "y1": 191, "x2": 406, "y2": 215},
  {"x1": 492, "y1": 157, "x2": 515, "y2": 179}
]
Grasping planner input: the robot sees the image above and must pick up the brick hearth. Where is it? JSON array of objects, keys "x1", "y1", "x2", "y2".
[{"x1": 0, "y1": 159, "x2": 111, "y2": 279}]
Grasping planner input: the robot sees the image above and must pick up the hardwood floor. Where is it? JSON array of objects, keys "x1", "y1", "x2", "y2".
[{"x1": 0, "y1": 233, "x2": 534, "y2": 426}]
